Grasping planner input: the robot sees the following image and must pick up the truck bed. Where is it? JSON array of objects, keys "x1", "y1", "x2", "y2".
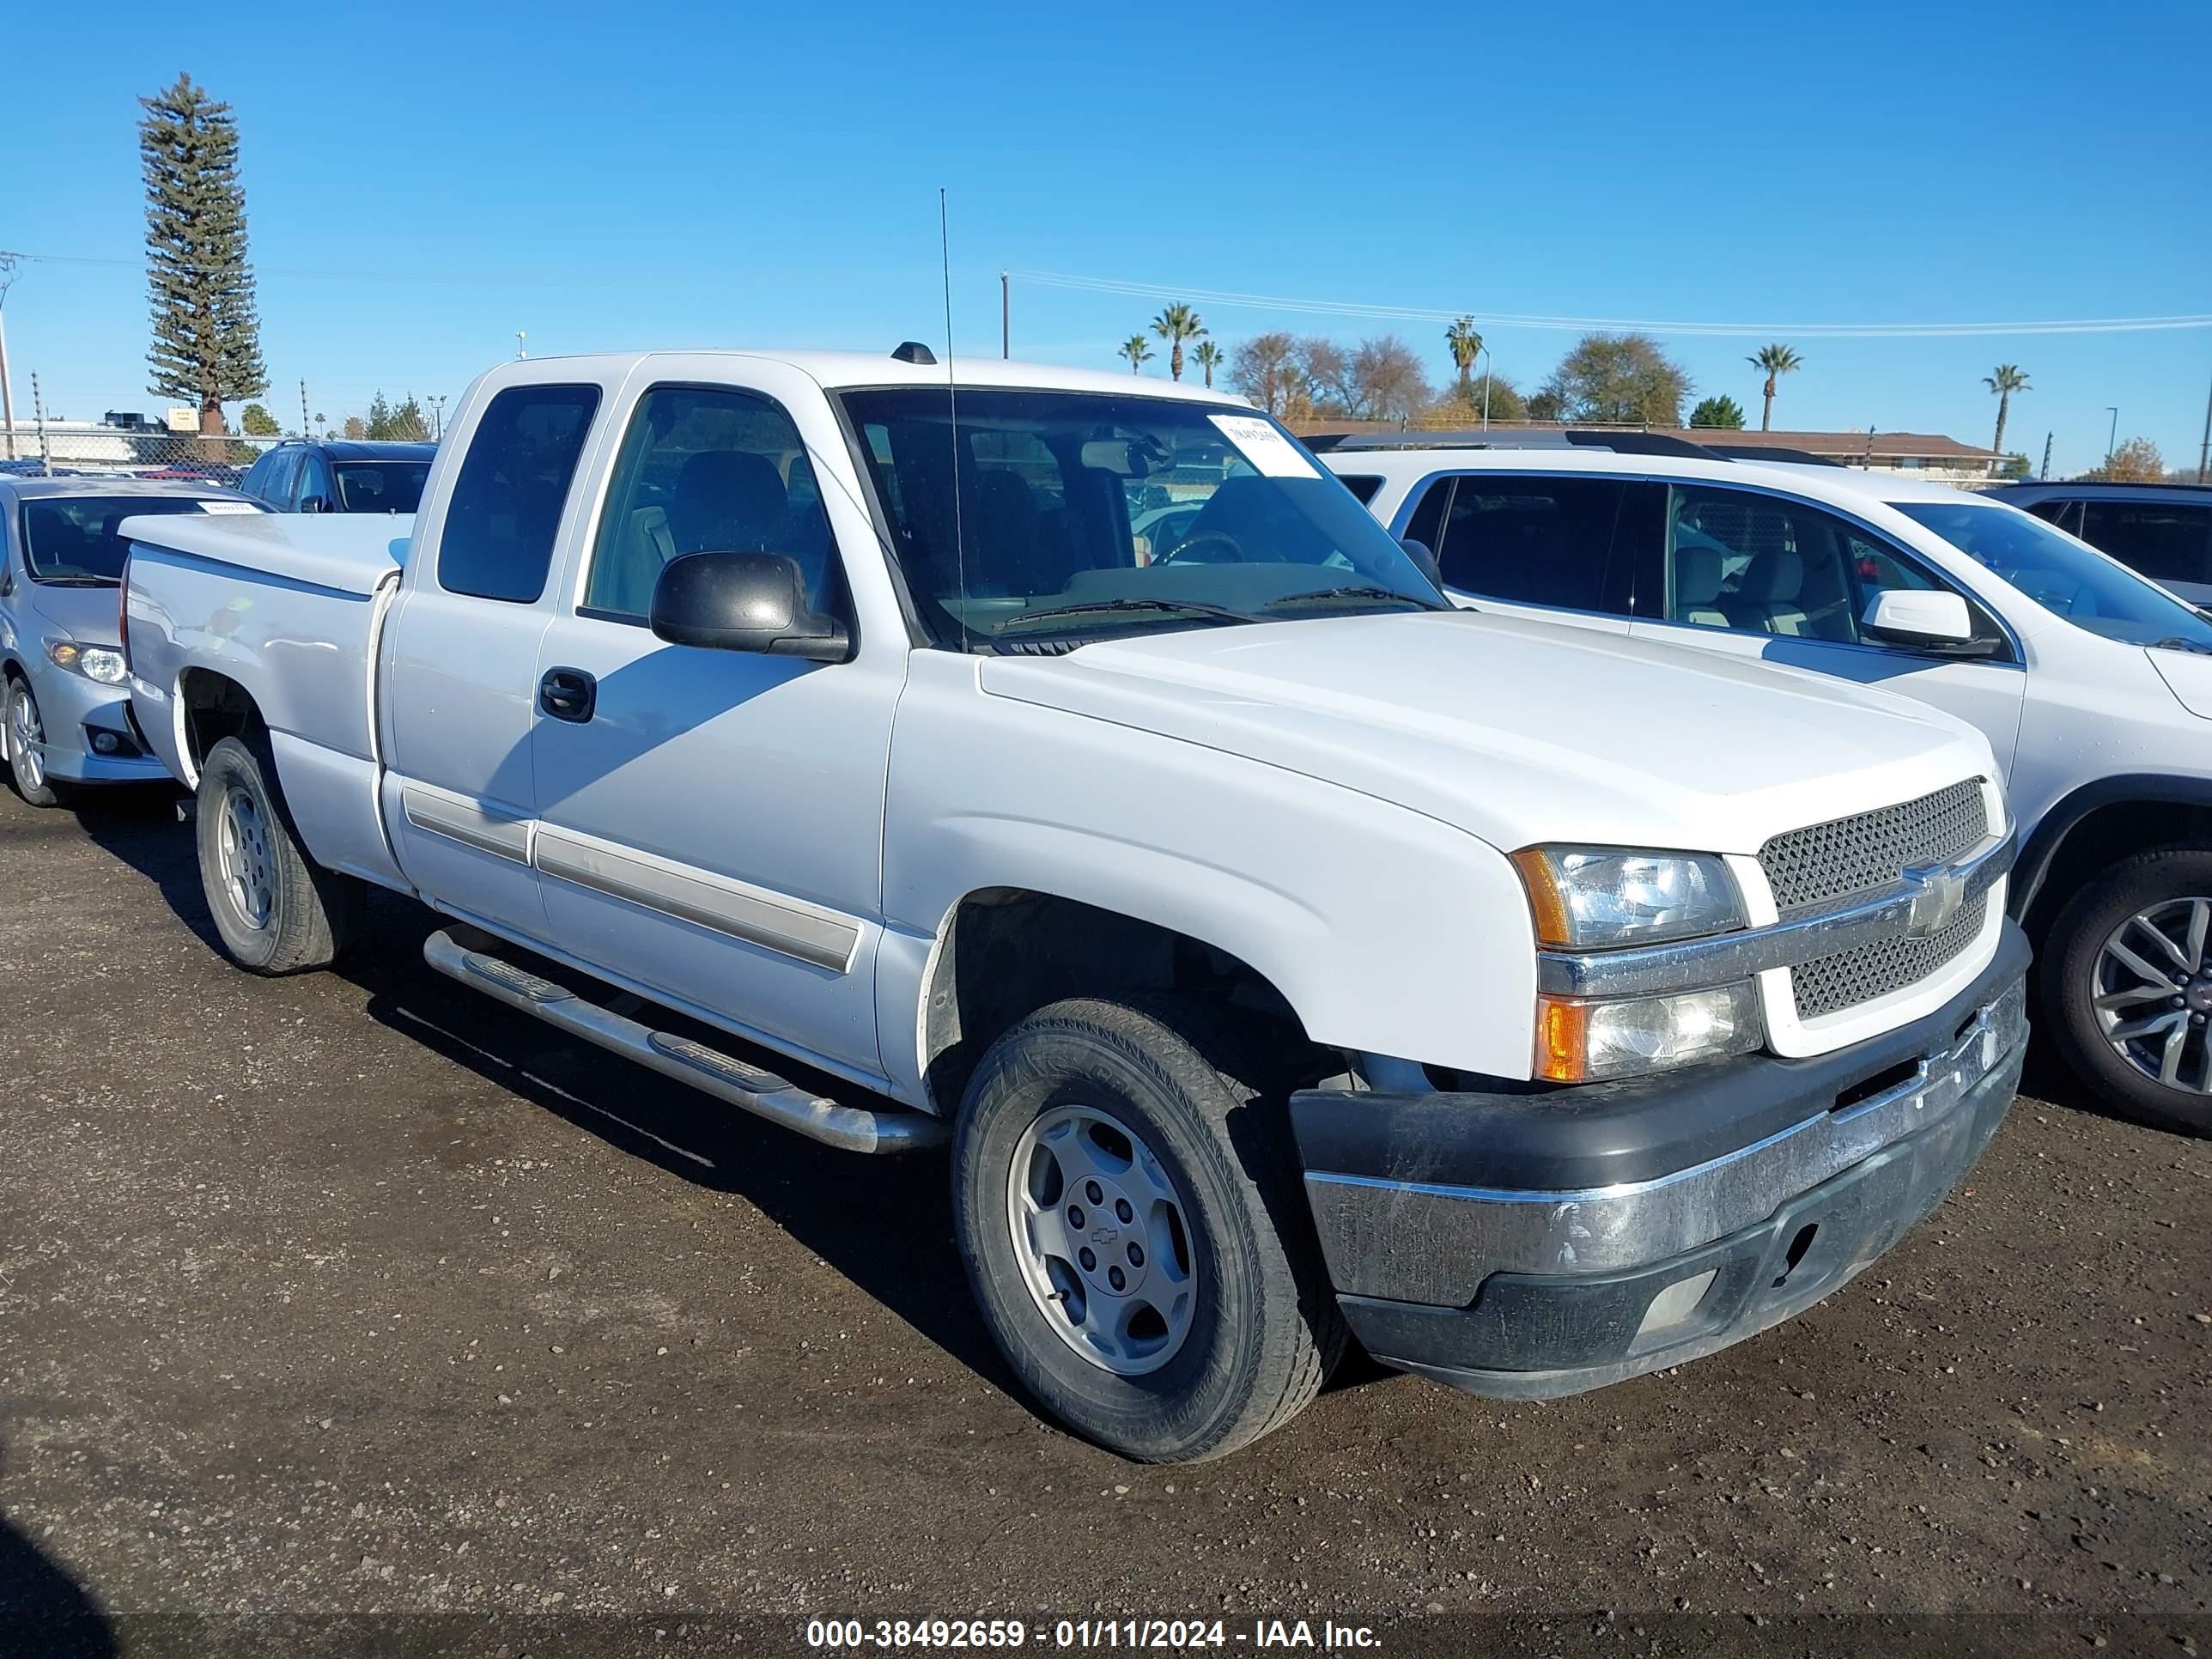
[{"x1": 122, "y1": 513, "x2": 414, "y2": 889}]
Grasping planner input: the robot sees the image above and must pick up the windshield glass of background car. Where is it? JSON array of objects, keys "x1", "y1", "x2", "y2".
[
  {"x1": 1893, "y1": 501, "x2": 2212, "y2": 651},
  {"x1": 835, "y1": 388, "x2": 1439, "y2": 648},
  {"x1": 335, "y1": 462, "x2": 430, "y2": 514},
  {"x1": 20, "y1": 496, "x2": 231, "y2": 584}
]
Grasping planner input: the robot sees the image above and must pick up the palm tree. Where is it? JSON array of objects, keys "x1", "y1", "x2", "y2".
[
  {"x1": 1118, "y1": 334, "x2": 1153, "y2": 374},
  {"x1": 1444, "y1": 317, "x2": 1484, "y2": 393},
  {"x1": 1984, "y1": 364, "x2": 2031, "y2": 456},
  {"x1": 1747, "y1": 343, "x2": 1803, "y2": 431},
  {"x1": 1151, "y1": 302, "x2": 1205, "y2": 381},
  {"x1": 1191, "y1": 340, "x2": 1224, "y2": 388}
]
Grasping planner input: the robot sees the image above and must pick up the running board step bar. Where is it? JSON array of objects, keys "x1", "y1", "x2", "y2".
[{"x1": 422, "y1": 927, "x2": 948, "y2": 1154}]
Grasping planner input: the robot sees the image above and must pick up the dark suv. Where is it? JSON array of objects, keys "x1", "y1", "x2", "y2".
[
  {"x1": 1992, "y1": 481, "x2": 2212, "y2": 606},
  {"x1": 239, "y1": 439, "x2": 435, "y2": 515}
]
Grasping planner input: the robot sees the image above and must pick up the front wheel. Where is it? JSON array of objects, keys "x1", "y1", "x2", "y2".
[
  {"x1": 6, "y1": 680, "x2": 66, "y2": 809},
  {"x1": 195, "y1": 734, "x2": 365, "y2": 974},
  {"x1": 2042, "y1": 847, "x2": 2212, "y2": 1137},
  {"x1": 953, "y1": 997, "x2": 1345, "y2": 1462}
]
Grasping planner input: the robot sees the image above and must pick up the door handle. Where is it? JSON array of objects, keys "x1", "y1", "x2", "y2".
[{"x1": 538, "y1": 667, "x2": 598, "y2": 724}]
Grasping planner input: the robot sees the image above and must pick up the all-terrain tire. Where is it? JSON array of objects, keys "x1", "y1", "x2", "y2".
[
  {"x1": 953, "y1": 996, "x2": 1346, "y2": 1462},
  {"x1": 196, "y1": 734, "x2": 366, "y2": 974}
]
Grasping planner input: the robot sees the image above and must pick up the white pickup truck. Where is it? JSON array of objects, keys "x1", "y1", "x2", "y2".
[{"x1": 120, "y1": 349, "x2": 2027, "y2": 1462}]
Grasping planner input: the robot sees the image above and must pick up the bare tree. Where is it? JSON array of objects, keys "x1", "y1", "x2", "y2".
[
  {"x1": 1228, "y1": 331, "x2": 1297, "y2": 415},
  {"x1": 1348, "y1": 336, "x2": 1431, "y2": 423}
]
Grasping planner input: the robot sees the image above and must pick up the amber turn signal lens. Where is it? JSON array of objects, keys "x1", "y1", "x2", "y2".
[
  {"x1": 1534, "y1": 995, "x2": 1591, "y2": 1083},
  {"x1": 1511, "y1": 848, "x2": 1572, "y2": 949}
]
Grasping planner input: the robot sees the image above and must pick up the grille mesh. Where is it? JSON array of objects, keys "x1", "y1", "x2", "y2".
[
  {"x1": 1790, "y1": 895, "x2": 1990, "y2": 1020},
  {"x1": 1759, "y1": 779, "x2": 1989, "y2": 915}
]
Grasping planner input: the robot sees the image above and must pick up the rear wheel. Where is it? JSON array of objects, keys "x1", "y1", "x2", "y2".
[
  {"x1": 953, "y1": 997, "x2": 1345, "y2": 1462},
  {"x1": 5, "y1": 679, "x2": 66, "y2": 809},
  {"x1": 2043, "y1": 847, "x2": 2212, "y2": 1137},
  {"x1": 195, "y1": 734, "x2": 365, "y2": 974}
]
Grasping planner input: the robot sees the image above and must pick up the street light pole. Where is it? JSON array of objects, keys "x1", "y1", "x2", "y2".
[
  {"x1": 429, "y1": 394, "x2": 447, "y2": 442},
  {"x1": 1000, "y1": 270, "x2": 1010, "y2": 360},
  {"x1": 515, "y1": 331, "x2": 527, "y2": 361},
  {"x1": 2198, "y1": 367, "x2": 2210, "y2": 483},
  {"x1": 1480, "y1": 345, "x2": 1493, "y2": 431},
  {"x1": 0, "y1": 251, "x2": 21, "y2": 461}
]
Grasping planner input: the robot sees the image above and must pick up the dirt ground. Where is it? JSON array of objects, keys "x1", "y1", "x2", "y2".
[{"x1": 0, "y1": 785, "x2": 2205, "y2": 1659}]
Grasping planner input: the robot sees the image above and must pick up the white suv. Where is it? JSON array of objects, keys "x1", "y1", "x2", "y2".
[{"x1": 1326, "y1": 439, "x2": 2212, "y2": 1136}]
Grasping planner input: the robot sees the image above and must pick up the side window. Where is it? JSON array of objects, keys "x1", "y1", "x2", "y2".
[
  {"x1": 584, "y1": 385, "x2": 837, "y2": 621},
  {"x1": 438, "y1": 384, "x2": 600, "y2": 604},
  {"x1": 1337, "y1": 474, "x2": 1383, "y2": 505},
  {"x1": 1665, "y1": 483, "x2": 1994, "y2": 649},
  {"x1": 298, "y1": 451, "x2": 335, "y2": 510},
  {"x1": 2023, "y1": 498, "x2": 2081, "y2": 534},
  {"x1": 240, "y1": 452, "x2": 272, "y2": 501},
  {"x1": 1401, "y1": 478, "x2": 1450, "y2": 553},
  {"x1": 2080, "y1": 501, "x2": 2212, "y2": 585},
  {"x1": 260, "y1": 449, "x2": 301, "y2": 508},
  {"x1": 1434, "y1": 476, "x2": 1624, "y2": 611}
]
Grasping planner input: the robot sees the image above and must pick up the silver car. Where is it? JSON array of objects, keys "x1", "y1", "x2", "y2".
[{"x1": 0, "y1": 477, "x2": 262, "y2": 806}]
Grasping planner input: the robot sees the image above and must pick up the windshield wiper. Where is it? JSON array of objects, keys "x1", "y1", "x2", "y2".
[
  {"x1": 1259, "y1": 585, "x2": 1447, "y2": 613},
  {"x1": 2149, "y1": 636, "x2": 2212, "y2": 655},
  {"x1": 995, "y1": 598, "x2": 1256, "y2": 633}
]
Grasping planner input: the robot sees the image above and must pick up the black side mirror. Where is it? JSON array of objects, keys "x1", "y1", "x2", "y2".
[
  {"x1": 299, "y1": 495, "x2": 328, "y2": 514},
  {"x1": 650, "y1": 552, "x2": 851, "y2": 663},
  {"x1": 1401, "y1": 537, "x2": 1444, "y2": 592}
]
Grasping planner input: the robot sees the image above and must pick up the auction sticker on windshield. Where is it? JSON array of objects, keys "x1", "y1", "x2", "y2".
[
  {"x1": 198, "y1": 501, "x2": 260, "y2": 514},
  {"x1": 1208, "y1": 415, "x2": 1321, "y2": 480}
]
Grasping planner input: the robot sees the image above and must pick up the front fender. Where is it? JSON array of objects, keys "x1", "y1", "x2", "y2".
[{"x1": 879, "y1": 656, "x2": 1538, "y2": 1091}]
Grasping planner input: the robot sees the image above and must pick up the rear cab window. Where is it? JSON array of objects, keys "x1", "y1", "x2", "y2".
[
  {"x1": 2078, "y1": 500, "x2": 2212, "y2": 586},
  {"x1": 436, "y1": 385, "x2": 602, "y2": 603}
]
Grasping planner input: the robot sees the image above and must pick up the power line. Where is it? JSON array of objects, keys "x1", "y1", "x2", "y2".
[{"x1": 1013, "y1": 270, "x2": 2212, "y2": 339}]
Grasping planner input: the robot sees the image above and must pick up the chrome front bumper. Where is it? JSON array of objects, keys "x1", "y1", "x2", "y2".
[{"x1": 1291, "y1": 925, "x2": 2030, "y2": 1395}]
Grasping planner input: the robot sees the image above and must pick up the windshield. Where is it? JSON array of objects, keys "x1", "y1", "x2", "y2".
[
  {"x1": 334, "y1": 461, "x2": 429, "y2": 514},
  {"x1": 19, "y1": 495, "x2": 241, "y2": 585},
  {"x1": 1893, "y1": 500, "x2": 2212, "y2": 652},
  {"x1": 835, "y1": 387, "x2": 1442, "y2": 650}
]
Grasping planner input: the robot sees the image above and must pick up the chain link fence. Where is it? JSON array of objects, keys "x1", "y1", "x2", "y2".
[{"x1": 0, "y1": 414, "x2": 283, "y2": 485}]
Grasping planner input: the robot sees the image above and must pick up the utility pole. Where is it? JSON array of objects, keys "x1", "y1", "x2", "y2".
[
  {"x1": 1480, "y1": 345, "x2": 1493, "y2": 431},
  {"x1": 1000, "y1": 271, "x2": 1009, "y2": 359},
  {"x1": 0, "y1": 251, "x2": 20, "y2": 461},
  {"x1": 2039, "y1": 430, "x2": 2053, "y2": 482},
  {"x1": 2105, "y1": 406, "x2": 2119, "y2": 470},
  {"x1": 2198, "y1": 368, "x2": 2210, "y2": 483},
  {"x1": 300, "y1": 379, "x2": 309, "y2": 438},
  {"x1": 429, "y1": 394, "x2": 447, "y2": 442},
  {"x1": 31, "y1": 369, "x2": 50, "y2": 477}
]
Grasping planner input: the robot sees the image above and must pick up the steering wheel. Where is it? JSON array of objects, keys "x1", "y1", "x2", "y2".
[{"x1": 1153, "y1": 530, "x2": 1244, "y2": 567}]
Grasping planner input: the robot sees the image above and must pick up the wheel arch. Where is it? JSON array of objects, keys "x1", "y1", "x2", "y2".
[
  {"x1": 173, "y1": 666, "x2": 270, "y2": 791},
  {"x1": 916, "y1": 885, "x2": 1318, "y2": 1114},
  {"x1": 2015, "y1": 775, "x2": 2212, "y2": 939}
]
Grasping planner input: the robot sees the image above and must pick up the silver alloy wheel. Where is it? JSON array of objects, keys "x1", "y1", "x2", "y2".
[
  {"x1": 9, "y1": 687, "x2": 44, "y2": 795},
  {"x1": 217, "y1": 785, "x2": 276, "y2": 931},
  {"x1": 1006, "y1": 1103, "x2": 1197, "y2": 1376},
  {"x1": 2094, "y1": 896, "x2": 2212, "y2": 1092}
]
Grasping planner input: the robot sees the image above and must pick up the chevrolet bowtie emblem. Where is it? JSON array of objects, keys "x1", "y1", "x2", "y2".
[{"x1": 1900, "y1": 863, "x2": 1967, "y2": 939}]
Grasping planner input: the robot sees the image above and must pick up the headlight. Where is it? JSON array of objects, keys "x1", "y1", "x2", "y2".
[
  {"x1": 1512, "y1": 846, "x2": 1745, "y2": 950},
  {"x1": 46, "y1": 639, "x2": 129, "y2": 686},
  {"x1": 1537, "y1": 983, "x2": 1763, "y2": 1082}
]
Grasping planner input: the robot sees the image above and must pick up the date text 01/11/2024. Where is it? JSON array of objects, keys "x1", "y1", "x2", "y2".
[{"x1": 804, "y1": 1619, "x2": 1382, "y2": 1649}]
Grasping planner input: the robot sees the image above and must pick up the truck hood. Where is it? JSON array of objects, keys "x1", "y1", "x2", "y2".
[{"x1": 978, "y1": 610, "x2": 1996, "y2": 857}]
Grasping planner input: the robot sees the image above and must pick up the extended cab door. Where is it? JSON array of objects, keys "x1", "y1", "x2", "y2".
[
  {"x1": 1621, "y1": 480, "x2": 2027, "y2": 776},
  {"x1": 526, "y1": 368, "x2": 900, "y2": 1079},
  {"x1": 379, "y1": 375, "x2": 613, "y2": 938}
]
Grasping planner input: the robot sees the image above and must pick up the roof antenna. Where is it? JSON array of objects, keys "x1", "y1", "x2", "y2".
[{"x1": 939, "y1": 188, "x2": 969, "y2": 645}]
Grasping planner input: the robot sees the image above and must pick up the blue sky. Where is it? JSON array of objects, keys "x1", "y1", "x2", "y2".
[{"x1": 4, "y1": 0, "x2": 2208, "y2": 476}]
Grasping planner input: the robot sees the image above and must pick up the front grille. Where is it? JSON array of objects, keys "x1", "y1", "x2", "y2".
[
  {"x1": 1759, "y1": 778, "x2": 1989, "y2": 915},
  {"x1": 1790, "y1": 894, "x2": 1990, "y2": 1021}
]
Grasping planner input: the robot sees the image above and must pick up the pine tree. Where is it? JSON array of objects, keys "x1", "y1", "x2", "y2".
[{"x1": 141, "y1": 74, "x2": 266, "y2": 435}]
